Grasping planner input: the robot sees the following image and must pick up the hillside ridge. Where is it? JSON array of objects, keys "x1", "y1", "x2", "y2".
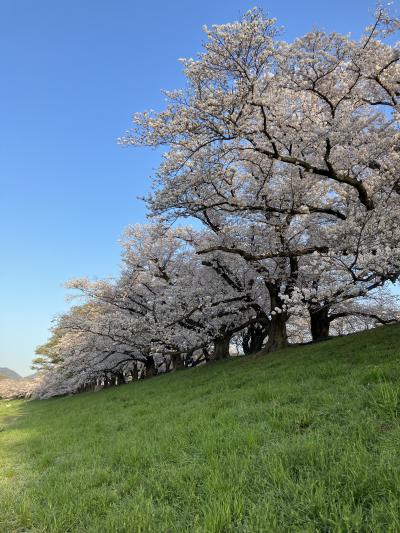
[{"x1": 0, "y1": 367, "x2": 21, "y2": 380}]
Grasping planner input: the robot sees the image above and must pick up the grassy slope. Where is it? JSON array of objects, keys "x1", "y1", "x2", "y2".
[{"x1": 1, "y1": 326, "x2": 400, "y2": 533}]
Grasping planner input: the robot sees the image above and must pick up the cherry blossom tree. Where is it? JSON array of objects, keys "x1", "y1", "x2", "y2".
[
  {"x1": 36, "y1": 223, "x2": 262, "y2": 397},
  {"x1": 35, "y1": 6, "x2": 400, "y2": 398},
  {"x1": 121, "y1": 6, "x2": 399, "y2": 345}
]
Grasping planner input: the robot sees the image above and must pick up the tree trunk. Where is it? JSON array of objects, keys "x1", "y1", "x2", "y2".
[
  {"x1": 116, "y1": 371, "x2": 126, "y2": 386},
  {"x1": 144, "y1": 357, "x2": 156, "y2": 378},
  {"x1": 242, "y1": 322, "x2": 269, "y2": 354},
  {"x1": 264, "y1": 283, "x2": 288, "y2": 353},
  {"x1": 170, "y1": 352, "x2": 185, "y2": 371},
  {"x1": 103, "y1": 375, "x2": 112, "y2": 388},
  {"x1": 310, "y1": 307, "x2": 330, "y2": 342},
  {"x1": 210, "y1": 333, "x2": 231, "y2": 361},
  {"x1": 131, "y1": 364, "x2": 139, "y2": 382},
  {"x1": 264, "y1": 313, "x2": 288, "y2": 352}
]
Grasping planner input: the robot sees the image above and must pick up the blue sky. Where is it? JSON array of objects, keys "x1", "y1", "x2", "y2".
[{"x1": 0, "y1": 0, "x2": 388, "y2": 375}]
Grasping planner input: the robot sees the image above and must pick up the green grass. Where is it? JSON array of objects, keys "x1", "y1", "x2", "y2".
[{"x1": 1, "y1": 326, "x2": 400, "y2": 532}]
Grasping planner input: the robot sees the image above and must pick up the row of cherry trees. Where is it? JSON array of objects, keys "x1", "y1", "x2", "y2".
[{"x1": 34, "y1": 7, "x2": 400, "y2": 398}]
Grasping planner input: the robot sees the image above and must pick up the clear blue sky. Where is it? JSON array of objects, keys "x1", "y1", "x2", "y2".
[{"x1": 0, "y1": 0, "x2": 387, "y2": 375}]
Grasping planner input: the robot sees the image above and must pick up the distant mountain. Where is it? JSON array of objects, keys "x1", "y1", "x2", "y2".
[
  {"x1": 0, "y1": 368, "x2": 22, "y2": 380},
  {"x1": 24, "y1": 373, "x2": 37, "y2": 380}
]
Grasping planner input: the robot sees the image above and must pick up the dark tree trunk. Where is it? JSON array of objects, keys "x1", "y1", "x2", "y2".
[
  {"x1": 103, "y1": 375, "x2": 112, "y2": 388},
  {"x1": 85, "y1": 381, "x2": 95, "y2": 392},
  {"x1": 210, "y1": 333, "x2": 231, "y2": 361},
  {"x1": 264, "y1": 284, "x2": 288, "y2": 353},
  {"x1": 144, "y1": 357, "x2": 156, "y2": 378},
  {"x1": 170, "y1": 352, "x2": 185, "y2": 371},
  {"x1": 264, "y1": 313, "x2": 288, "y2": 353},
  {"x1": 310, "y1": 307, "x2": 330, "y2": 342},
  {"x1": 242, "y1": 322, "x2": 270, "y2": 354},
  {"x1": 131, "y1": 364, "x2": 139, "y2": 382},
  {"x1": 116, "y1": 371, "x2": 126, "y2": 386}
]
